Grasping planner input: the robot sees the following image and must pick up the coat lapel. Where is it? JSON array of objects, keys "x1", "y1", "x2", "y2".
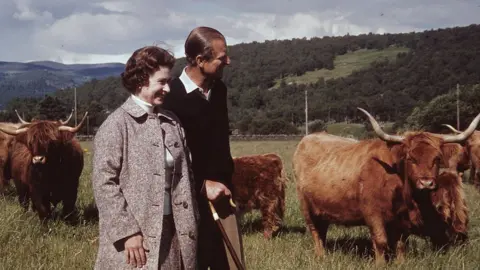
[{"x1": 121, "y1": 96, "x2": 148, "y2": 119}]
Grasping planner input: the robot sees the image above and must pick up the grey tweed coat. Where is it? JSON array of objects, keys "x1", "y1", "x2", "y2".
[{"x1": 92, "y1": 97, "x2": 199, "y2": 270}]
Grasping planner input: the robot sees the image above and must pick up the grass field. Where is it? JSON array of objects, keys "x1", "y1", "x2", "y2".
[
  {"x1": 1, "y1": 140, "x2": 480, "y2": 270},
  {"x1": 273, "y1": 47, "x2": 410, "y2": 88}
]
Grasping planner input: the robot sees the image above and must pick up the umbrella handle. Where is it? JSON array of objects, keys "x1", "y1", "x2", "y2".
[
  {"x1": 229, "y1": 198, "x2": 237, "y2": 208},
  {"x1": 208, "y1": 200, "x2": 245, "y2": 270},
  {"x1": 208, "y1": 198, "x2": 237, "y2": 220},
  {"x1": 208, "y1": 198, "x2": 236, "y2": 220},
  {"x1": 209, "y1": 201, "x2": 220, "y2": 221}
]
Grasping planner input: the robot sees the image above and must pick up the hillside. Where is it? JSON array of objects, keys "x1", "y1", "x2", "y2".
[
  {"x1": 0, "y1": 61, "x2": 124, "y2": 109},
  {"x1": 273, "y1": 46, "x2": 410, "y2": 87},
  {"x1": 1, "y1": 24, "x2": 479, "y2": 135}
]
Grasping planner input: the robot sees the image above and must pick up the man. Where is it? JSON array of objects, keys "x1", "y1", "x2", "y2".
[{"x1": 162, "y1": 26, "x2": 245, "y2": 270}]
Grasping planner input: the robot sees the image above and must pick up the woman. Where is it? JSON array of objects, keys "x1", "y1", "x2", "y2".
[{"x1": 92, "y1": 45, "x2": 199, "y2": 270}]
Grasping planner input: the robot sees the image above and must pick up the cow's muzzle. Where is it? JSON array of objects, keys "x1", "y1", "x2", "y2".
[
  {"x1": 32, "y1": 156, "x2": 46, "y2": 164},
  {"x1": 418, "y1": 178, "x2": 436, "y2": 189}
]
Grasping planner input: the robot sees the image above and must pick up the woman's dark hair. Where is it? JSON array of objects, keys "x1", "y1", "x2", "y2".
[
  {"x1": 184, "y1": 26, "x2": 225, "y2": 66},
  {"x1": 121, "y1": 46, "x2": 175, "y2": 93}
]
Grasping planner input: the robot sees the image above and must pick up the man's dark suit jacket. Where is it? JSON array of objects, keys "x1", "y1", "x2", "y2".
[{"x1": 162, "y1": 77, "x2": 235, "y2": 195}]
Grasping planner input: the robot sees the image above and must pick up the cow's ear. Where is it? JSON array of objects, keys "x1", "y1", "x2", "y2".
[
  {"x1": 439, "y1": 144, "x2": 449, "y2": 165},
  {"x1": 14, "y1": 133, "x2": 27, "y2": 144},
  {"x1": 390, "y1": 143, "x2": 406, "y2": 161}
]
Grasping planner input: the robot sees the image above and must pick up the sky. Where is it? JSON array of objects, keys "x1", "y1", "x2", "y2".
[{"x1": 1, "y1": 0, "x2": 479, "y2": 64}]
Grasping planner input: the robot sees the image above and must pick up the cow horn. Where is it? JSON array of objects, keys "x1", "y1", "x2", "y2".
[
  {"x1": 15, "y1": 110, "x2": 30, "y2": 125},
  {"x1": 438, "y1": 113, "x2": 480, "y2": 143},
  {"x1": 357, "y1": 107, "x2": 404, "y2": 143},
  {"x1": 58, "y1": 111, "x2": 88, "y2": 133},
  {"x1": 442, "y1": 124, "x2": 462, "y2": 134},
  {"x1": 60, "y1": 109, "x2": 74, "y2": 125},
  {"x1": 0, "y1": 125, "x2": 28, "y2": 136}
]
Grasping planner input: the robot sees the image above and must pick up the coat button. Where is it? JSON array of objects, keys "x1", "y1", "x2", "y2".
[
  {"x1": 174, "y1": 142, "x2": 179, "y2": 148},
  {"x1": 188, "y1": 231, "x2": 195, "y2": 240},
  {"x1": 182, "y1": 201, "x2": 188, "y2": 209}
]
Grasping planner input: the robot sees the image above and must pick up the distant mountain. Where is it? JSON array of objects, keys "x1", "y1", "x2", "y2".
[{"x1": 0, "y1": 61, "x2": 125, "y2": 109}]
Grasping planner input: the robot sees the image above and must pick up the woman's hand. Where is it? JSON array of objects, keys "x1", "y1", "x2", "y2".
[{"x1": 124, "y1": 232, "x2": 149, "y2": 268}]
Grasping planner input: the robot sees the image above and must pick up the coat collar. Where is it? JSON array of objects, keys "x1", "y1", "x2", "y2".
[{"x1": 121, "y1": 96, "x2": 174, "y2": 122}]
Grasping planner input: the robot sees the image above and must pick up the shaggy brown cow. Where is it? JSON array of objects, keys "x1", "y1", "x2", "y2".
[
  {"x1": 414, "y1": 170, "x2": 468, "y2": 247},
  {"x1": 0, "y1": 122, "x2": 21, "y2": 191},
  {"x1": 0, "y1": 110, "x2": 74, "y2": 192},
  {"x1": 232, "y1": 153, "x2": 287, "y2": 239},
  {"x1": 443, "y1": 124, "x2": 480, "y2": 190},
  {"x1": 0, "y1": 112, "x2": 87, "y2": 221},
  {"x1": 293, "y1": 108, "x2": 480, "y2": 265}
]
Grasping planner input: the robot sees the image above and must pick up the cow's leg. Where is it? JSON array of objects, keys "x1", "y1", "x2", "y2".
[
  {"x1": 469, "y1": 166, "x2": 476, "y2": 185},
  {"x1": 61, "y1": 177, "x2": 79, "y2": 221},
  {"x1": 366, "y1": 218, "x2": 388, "y2": 265},
  {"x1": 312, "y1": 216, "x2": 329, "y2": 257},
  {"x1": 386, "y1": 224, "x2": 406, "y2": 264},
  {"x1": 473, "y1": 167, "x2": 480, "y2": 191},
  {"x1": 0, "y1": 152, "x2": 7, "y2": 192},
  {"x1": 305, "y1": 213, "x2": 329, "y2": 257},
  {"x1": 0, "y1": 162, "x2": 5, "y2": 192},
  {"x1": 261, "y1": 198, "x2": 283, "y2": 239},
  {"x1": 30, "y1": 191, "x2": 51, "y2": 221},
  {"x1": 13, "y1": 179, "x2": 30, "y2": 211},
  {"x1": 299, "y1": 193, "x2": 329, "y2": 257}
]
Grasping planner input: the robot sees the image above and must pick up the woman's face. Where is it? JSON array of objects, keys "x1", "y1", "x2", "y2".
[{"x1": 137, "y1": 66, "x2": 171, "y2": 106}]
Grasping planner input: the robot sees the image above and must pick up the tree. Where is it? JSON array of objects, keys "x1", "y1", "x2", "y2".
[
  {"x1": 37, "y1": 96, "x2": 68, "y2": 120},
  {"x1": 88, "y1": 100, "x2": 107, "y2": 127}
]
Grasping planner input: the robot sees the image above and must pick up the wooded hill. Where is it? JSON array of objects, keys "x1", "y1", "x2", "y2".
[{"x1": 1, "y1": 24, "x2": 479, "y2": 135}]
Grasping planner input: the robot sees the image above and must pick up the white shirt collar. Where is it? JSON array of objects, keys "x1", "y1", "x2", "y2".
[
  {"x1": 131, "y1": 94, "x2": 154, "y2": 114},
  {"x1": 179, "y1": 67, "x2": 210, "y2": 100}
]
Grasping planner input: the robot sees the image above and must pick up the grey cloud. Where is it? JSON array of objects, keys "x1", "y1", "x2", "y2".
[{"x1": 0, "y1": 0, "x2": 479, "y2": 63}]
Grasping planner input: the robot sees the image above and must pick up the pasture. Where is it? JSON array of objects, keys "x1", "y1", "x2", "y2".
[
  {"x1": 1, "y1": 140, "x2": 480, "y2": 270},
  {"x1": 272, "y1": 47, "x2": 410, "y2": 88}
]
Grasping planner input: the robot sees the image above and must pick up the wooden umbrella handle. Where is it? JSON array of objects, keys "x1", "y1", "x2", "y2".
[{"x1": 208, "y1": 200, "x2": 245, "y2": 270}]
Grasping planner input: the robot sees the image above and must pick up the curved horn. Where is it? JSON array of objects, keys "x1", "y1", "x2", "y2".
[
  {"x1": 0, "y1": 125, "x2": 28, "y2": 136},
  {"x1": 60, "y1": 109, "x2": 74, "y2": 125},
  {"x1": 439, "y1": 113, "x2": 480, "y2": 143},
  {"x1": 15, "y1": 110, "x2": 30, "y2": 125},
  {"x1": 357, "y1": 107, "x2": 404, "y2": 143},
  {"x1": 441, "y1": 124, "x2": 461, "y2": 134},
  {"x1": 58, "y1": 111, "x2": 88, "y2": 133}
]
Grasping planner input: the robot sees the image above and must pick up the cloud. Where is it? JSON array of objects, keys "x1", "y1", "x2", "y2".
[{"x1": 0, "y1": 0, "x2": 478, "y2": 64}]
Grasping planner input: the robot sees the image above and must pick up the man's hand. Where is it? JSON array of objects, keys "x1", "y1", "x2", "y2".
[
  {"x1": 124, "y1": 232, "x2": 149, "y2": 268},
  {"x1": 205, "y1": 180, "x2": 231, "y2": 202}
]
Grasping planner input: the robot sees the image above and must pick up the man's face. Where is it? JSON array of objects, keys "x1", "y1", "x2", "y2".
[{"x1": 201, "y1": 38, "x2": 230, "y2": 79}]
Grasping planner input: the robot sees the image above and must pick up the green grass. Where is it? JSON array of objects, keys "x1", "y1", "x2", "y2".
[
  {"x1": 273, "y1": 47, "x2": 410, "y2": 88},
  {"x1": 1, "y1": 140, "x2": 480, "y2": 269}
]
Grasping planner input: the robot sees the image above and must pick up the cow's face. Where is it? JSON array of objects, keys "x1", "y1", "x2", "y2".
[
  {"x1": 19, "y1": 122, "x2": 64, "y2": 166},
  {"x1": 403, "y1": 134, "x2": 443, "y2": 190},
  {"x1": 358, "y1": 107, "x2": 480, "y2": 191}
]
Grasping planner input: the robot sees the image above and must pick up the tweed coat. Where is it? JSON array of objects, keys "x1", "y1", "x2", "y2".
[{"x1": 92, "y1": 96, "x2": 199, "y2": 270}]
